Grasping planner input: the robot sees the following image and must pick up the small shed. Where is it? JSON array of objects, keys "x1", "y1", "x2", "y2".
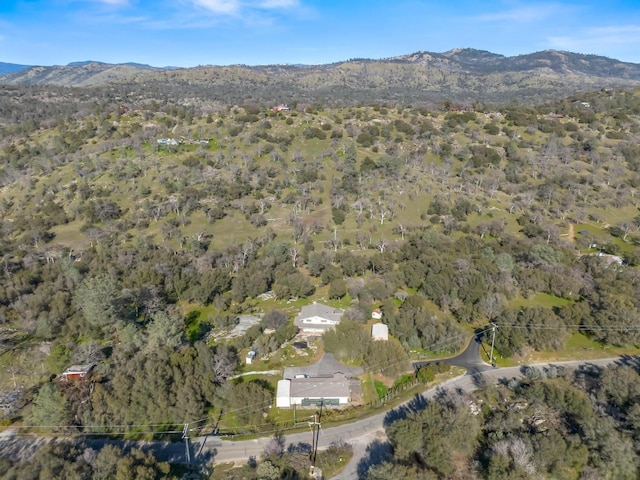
[
  {"x1": 245, "y1": 349, "x2": 257, "y2": 365},
  {"x1": 371, "y1": 323, "x2": 389, "y2": 341},
  {"x1": 276, "y1": 379, "x2": 291, "y2": 408},
  {"x1": 371, "y1": 308, "x2": 383, "y2": 320},
  {"x1": 61, "y1": 364, "x2": 94, "y2": 381}
]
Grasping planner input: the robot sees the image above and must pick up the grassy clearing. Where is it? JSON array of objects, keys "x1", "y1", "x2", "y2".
[
  {"x1": 508, "y1": 292, "x2": 573, "y2": 310},
  {"x1": 522, "y1": 333, "x2": 640, "y2": 363},
  {"x1": 481, "y1": 332, "x2": 640, "y2": 367},
  {"x1": 211, "y1": 462, "x2": 238, "y2": 479},
  {"x1": 373, "y1": 380, "x2": 388, "y2": 398},
  {"x1": 360, "y1": 374, "x2": 378, "y2": 404},
  {"x1": 49, "y1": 220, "x2": 89, "y2": 250},
  {"x1": 574, "y1": 222, "x2": 636, "y2": 253}
]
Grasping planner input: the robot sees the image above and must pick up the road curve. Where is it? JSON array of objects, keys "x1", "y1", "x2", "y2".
[
  {"x1": 192, "y1": 357, "x2": 622, "y2": 479},
  {"x1": 0, "y1": 357, "x2": 623, "y2": 477},
  {"x1": 413, "y1": 333, "x2": 489, "y2": 374}
]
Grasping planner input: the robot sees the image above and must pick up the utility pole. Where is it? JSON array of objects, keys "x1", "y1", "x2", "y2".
[
  {"x1": 308, "y1": 414, "x2": 321, "y2": 468},
  {"x1": 489, "y1": 323, "x2": 498, "y2": 366},
  {"x1": 182, "y1": 423, "x2": 191, "y2": 464}
]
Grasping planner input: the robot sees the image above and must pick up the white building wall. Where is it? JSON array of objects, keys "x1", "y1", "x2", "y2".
[
  {"x1": 290, "y1": 396, "x2": 349, "y2": 406},
  {"x1": 276, "y1": 380, "x2": 291, "y2": 408}
]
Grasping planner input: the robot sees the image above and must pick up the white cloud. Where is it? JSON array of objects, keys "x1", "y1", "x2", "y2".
[
  {"x1": 548, "y1": 24, "x2": 640, "y2": 55},
  {"x1": 190, "y1": 0, "x2": 241, "y2": 15},
  {"x1": 469, "y1": 3, "x2": 567, "y2": 24},
  {"x1": 187, "y1": 0, "x2": 299, "y2": 16},
  {"x1": 258, "y1": 0, "x2": 299, "y2": 8},
  {"x1": 94, "y1": 0, "x2": 130, "y2": 5},
  {"x1": 588, "y1": 25, "x2": 640, "y2": 37}
]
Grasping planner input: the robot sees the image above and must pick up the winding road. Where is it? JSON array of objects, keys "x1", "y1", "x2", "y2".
[
  {"x1": 0, "y1": 341, "x2": 626, "y2": 479},
  {"x1": 414, "y1": 333, "x2": 490, "y2": 374},
  {"x1": 191, "y1": 337, "x2": 622, "y2": 479}
]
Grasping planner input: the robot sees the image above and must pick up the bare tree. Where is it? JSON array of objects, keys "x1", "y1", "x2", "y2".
[
  {"x1": 289, "y1": 247, "x2": 300, "y2": 267},
  {"x1": 393, "y1": 223, "x2": 407, "y2": 240},
  {"x1": 327, "y1": 227, "x2": 340, "y2": 252},
  {"x1": 213, "y1": 348, "x2": 237, "y2": 385},
  {"x1": 374, "y1": 198, "x2": 394, "y2": 225}
]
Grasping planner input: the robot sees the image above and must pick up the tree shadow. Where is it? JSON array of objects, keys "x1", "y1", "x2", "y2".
[
  {"x1": 188, "y1": 436, "x2": 217, "y2": 466},
  {"x1": 191, "y1": 443, "x2": 214, "y2": 465},
  {"x1": 574, "y1": 362, "x2": 604, "y2": 380},
  {"x1": 356, "y1": 439, "x2": 393, "y2": 479},
  {"x1": 287, "y1": 442, "x2": 312, "y2": 454},
  {"x1": 617, "y1": 354, "x2": 640, "y2": 373},
  {"x1": 471, "y1": 371, "x2": 487, "y2": 388},
  {"x1": 383, "y1": 392, "x2": 429, "y2": 427}
]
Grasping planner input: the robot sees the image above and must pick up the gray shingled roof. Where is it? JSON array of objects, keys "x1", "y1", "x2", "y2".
[
  {"x1": 290, "y1": 376, "x2": 351, "y2": 399},
  {"x1": 294, "y1": 302, "x2": 343, "y2": 324}
]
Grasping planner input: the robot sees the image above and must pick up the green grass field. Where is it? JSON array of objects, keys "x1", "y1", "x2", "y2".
[
  {"x1": 508, "y1": 292, "x2": 573, "y2": 310},
  {"x1": 480, "y1": 332, "x2": 640, "y2": 366}
]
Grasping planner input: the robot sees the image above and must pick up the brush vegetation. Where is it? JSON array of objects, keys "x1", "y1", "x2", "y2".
[{"x1": 2, "y1": 66, "x2": 640, "y2": 476}]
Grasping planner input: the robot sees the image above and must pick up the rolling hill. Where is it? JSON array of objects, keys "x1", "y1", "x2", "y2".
[{"x1": 2, "y1": 49, "x2": 640, "y2": 104}]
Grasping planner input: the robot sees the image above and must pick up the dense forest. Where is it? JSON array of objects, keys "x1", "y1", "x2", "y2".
[
  {"x1": 1, "y1": 80, "x2": 640, "y2": 477},
  {"x1": 367, "y1": 360, "x2": 640, "y2": 479}
]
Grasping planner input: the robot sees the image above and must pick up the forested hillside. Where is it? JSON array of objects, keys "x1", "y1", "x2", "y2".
[
  {"x1": 368, "y1": 361, "x2": 640, "y2": 479},
  {"x1": 1, "y1": 80, "x2": 640, "y2": 476},
  {"x1": 4, "y1": 49, "x2": 640, "y2": 105}
]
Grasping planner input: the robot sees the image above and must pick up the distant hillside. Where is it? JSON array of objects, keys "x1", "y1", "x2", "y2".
[
  {"x1": 389, "y1": 48, "x2": 640, "y2": 78},
  {"x1": 0, "y1": 61, "x2": 161, "y2": 87},
  {"x1": 0, "y1": 62, "x2": 31, "y2": 75},
  {"x1": 2, "y1": 49, "x2": 640, "y2": 104}
]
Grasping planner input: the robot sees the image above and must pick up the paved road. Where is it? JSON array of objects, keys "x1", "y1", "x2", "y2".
[
  {"x1": 193, "y1": 357, "x2": 622, "y2": 479},
  {"x1": 413, "y1": 333, "x2": 490, "y2": 373},
  {"x1": 0, "y1": 356, "x2": 624, "y2": 478},
  {"x1": 330, "y1": 357, "x2": 622, "y2": 479}
]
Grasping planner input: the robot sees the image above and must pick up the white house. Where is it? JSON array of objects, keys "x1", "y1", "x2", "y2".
[
  {"x1": 371, "y1": 323, "x2": 389, "y2": 341},
  {"x1": 277, "y1": 353, "x2": 364, "y2": 408},
  {"x1": 245, "y1": 349, "x2": 257, "y2": 365},
  {"x1": 294, "y1": 302, "x2": 344, "y2": 334},
  {"x1": 276, "y1": 375, "x2": 351, "y2": 408},
  {"x1": 371, "y1": 308, "x2": 383, "y2": 320}
]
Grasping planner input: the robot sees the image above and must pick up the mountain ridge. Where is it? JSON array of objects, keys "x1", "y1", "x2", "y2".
[
  {"x1": 0, "y1": 61, "x2": 32, "y2": 75},
  {"x1": 3, "y1": 48, "x2": 640, "y2": 104}
]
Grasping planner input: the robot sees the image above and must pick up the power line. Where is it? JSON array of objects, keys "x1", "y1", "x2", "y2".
[
  {"x1": 3, "y1": 328, "x2": 493, "y2": 436},
  {"x1": 205, "y1": 328, "x2": 492, "y2": 425},
  {"x1": 495, "y1": 323, "x2": 640, "y2": 331}
]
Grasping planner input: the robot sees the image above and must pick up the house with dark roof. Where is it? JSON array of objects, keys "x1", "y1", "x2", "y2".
[
  {"x1": 276, "y1": 353, "x2": 364, "y2": 408},
  {"x1": 293, "y1": 302, "x2": 344, "y2": 334}
]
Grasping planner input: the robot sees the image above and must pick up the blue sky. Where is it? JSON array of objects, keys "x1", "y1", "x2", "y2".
[{"x1": 1, "y1": 0, "x2": 640, "y2": 67}]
